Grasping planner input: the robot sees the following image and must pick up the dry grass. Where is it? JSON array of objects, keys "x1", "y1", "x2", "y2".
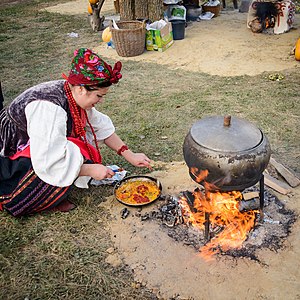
[{"x1": 0, "y1": 0, "x2": 300, "y2": 299}]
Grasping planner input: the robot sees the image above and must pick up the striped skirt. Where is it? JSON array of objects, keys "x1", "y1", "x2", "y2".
[{"x1": 0, "y1": 157, "x2": 72, "y2": 217}]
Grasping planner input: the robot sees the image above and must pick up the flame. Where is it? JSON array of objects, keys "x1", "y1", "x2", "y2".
[
  {"x1": 264, "y1": 17, "x2": 275, "y2": 29},
  {"x1": 180, "y1": 169, "x2": 257, "y2": 261}
]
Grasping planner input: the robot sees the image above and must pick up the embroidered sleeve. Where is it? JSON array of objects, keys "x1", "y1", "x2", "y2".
[{"x1": 25, "y1": 101, "x2": 84, "y2": 187}]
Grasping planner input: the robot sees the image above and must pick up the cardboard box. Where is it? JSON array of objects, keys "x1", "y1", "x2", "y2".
[{"x1": 146, "y1": 21, "x2": 174, "y2": 52}]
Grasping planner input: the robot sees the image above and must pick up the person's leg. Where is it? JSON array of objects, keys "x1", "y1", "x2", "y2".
[
  {"x1": 0, "y1": 157, "x2": 74, "y2": 217},
  {"x1": 0, "y1": 157, "x2": 32, "y2": 195}
]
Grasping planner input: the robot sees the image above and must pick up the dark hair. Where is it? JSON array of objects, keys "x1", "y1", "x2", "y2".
[{"x1": 84, "y1": 80, "x2": 112, "y2": 91}]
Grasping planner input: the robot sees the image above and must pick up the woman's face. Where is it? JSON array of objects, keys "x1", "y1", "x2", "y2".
[{"x1": 75, "y1": 86, "x2": 110, "y2": 110}]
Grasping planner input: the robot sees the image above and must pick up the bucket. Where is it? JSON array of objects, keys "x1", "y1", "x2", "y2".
[{"x1": 170, "y1": 20, "x2": 185, "y2": 40}]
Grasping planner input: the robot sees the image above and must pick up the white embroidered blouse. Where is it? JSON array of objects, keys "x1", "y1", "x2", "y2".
[{"x1": 25, "y1": 101, "x2": 115, "y2": 188}]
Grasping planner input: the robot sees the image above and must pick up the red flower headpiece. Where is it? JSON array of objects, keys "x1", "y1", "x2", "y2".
[{"x1": 62, "y1": 48, "x2": 122, "y2": 85}]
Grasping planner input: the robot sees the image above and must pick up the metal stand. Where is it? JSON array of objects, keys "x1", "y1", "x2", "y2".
[
  {"x1": 259, "y1": 174, "x2": 265, "y2": 221},
  {"x1": 204, "y1": 190, "x2": 210, "y2": 241},
  {"x1": 204, "y1": 212, "x2": 210, "y2": 241}
]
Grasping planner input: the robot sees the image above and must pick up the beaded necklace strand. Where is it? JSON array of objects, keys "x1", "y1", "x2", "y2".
[{"x1": 64, "y1": 81, "x2": 101, "y2": 163}]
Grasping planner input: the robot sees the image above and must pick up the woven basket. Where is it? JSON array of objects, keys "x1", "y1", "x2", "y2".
[
  {"x1": 111, "y1": 21, "x2": 146, "y2": 57},
  {"x1": 202, "y1": 4, "x2": 221, "y2": 16}
]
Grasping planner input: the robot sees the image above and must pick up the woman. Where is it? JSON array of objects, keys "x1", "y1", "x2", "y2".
[{"x1": 0, "y1": 48, "x2": 151, "y2": 217}]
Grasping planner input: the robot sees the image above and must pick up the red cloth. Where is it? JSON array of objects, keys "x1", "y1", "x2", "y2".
[
  {"x1": 62, "y1": 48, "x2": 122, "y2": 86},
  {"x1": 9, "y1": 137, "x2": 101, "y2": 163}
]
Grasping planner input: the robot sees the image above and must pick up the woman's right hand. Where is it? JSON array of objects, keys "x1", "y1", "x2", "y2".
[{"x1": 79, "y1": 163, "x2": 115, "y2": 180}]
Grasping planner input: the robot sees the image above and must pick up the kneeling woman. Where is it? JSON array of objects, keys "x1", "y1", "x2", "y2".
[{"x1": 0, "y1": 48, "x2": 151, "y2": 217}]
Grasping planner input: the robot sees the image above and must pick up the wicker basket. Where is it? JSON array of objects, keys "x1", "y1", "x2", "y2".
[
  {"x1": 202, "y1": 4, "x2": 221, "y2": 16},
  {"x1": 111, "y1": 21, "x2": 146, "y2": 57}
]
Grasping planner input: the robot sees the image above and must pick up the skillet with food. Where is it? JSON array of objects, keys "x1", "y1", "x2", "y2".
[{"x1": 114, "y1": 175, "x2": 162, "y2": 206}]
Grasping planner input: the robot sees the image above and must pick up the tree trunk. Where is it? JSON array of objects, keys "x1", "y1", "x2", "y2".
[
  {"x1": 119, "y1": 0, "x2": 135, "y2": 20},
  {"x1": 135, "y1": 0, "x2": 148, "y2": 20},
  {"x1": 114, "y1": 0, "x2": 120, "y2": 13},
  {"x1": 88, "y1": 0, "x2": 105, "y2": 32},
  {"x1": 119, "y1": 0, "x2": 164, "y2": 22},
  {"x1": 147, "y1": 0, "x2": 164, "y2": 22}
]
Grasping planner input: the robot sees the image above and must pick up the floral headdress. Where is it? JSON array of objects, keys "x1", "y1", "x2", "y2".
[{"x1": 63, "y1": 48, "x2": 122, "y2": 85}]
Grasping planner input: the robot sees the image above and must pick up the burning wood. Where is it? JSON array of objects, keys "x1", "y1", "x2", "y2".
[
  {"x1": 239, "y1": 197, "x2": 260, "y2": 211},
  {"x1": 254, "y1": 2, "x2": 278, "y2": 29},
  {"x1": 179, "y1": 188, "x2": 259, "y2": 260},
  {"x1": 248, "y1": 1, "x2": 278, "y2": 33},
  {"x1": 139, "y1": 187, "x2": 296, "y2": 262},
  {"x1": 137, "y1": 164, "x2": 296, "y2": 262},
  {"x1": 183, "y1": 190, "x2": 261, "y2": 212}
]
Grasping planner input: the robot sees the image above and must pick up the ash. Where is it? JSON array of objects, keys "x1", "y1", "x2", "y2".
[{"x1": 140, "y1": 187, "x2": 297, "y2": 261}]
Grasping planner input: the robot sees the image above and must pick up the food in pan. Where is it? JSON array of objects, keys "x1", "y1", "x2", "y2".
[{"x1": 115, "y1": 179, "x2": 160, "y2": 205}]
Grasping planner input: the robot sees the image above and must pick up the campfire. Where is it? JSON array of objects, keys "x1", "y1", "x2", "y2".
[
  {"x1": 139, "y1": 116, "x2": 297, "y2": 261},
  {"x1": 250, "y1": 2, "x2": 278, "y2": 33},
  {"x1": 247, "y1": 0, "x2": 296, "y2": 35},
  {"x1": 179, "y1": 169, "x2": 260, "y2": 261},
  {"x1": 140, "y1": 176, "x2": 295, "y2": 262}
]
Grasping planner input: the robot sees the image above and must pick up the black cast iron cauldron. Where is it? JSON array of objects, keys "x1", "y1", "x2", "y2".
[{"x1": 183, "y1": 115, "x2": 271, "y2": 191}]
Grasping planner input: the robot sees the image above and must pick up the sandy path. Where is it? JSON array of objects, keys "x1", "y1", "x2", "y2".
[
  {"x1": 96, "y1": 11, "x2": 300, "y2": 77},
  {"x1": 44, "y1": 0, "x2": 300, "y2": 77}
]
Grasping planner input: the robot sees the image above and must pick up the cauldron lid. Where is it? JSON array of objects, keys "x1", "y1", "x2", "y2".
[{"x1": 190, "y1": 116, "x2": 263, "y2": 152}]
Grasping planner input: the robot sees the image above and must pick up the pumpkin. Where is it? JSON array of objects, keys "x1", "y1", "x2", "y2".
[
  {"x1": 87, "y1": 3, "x2": 93, "y2": 14},
  {"x1": 295, "y1": 38, "x2": 300, "y2": 61},
  {"x1": 102, "y1": 27, "x2": 112, "y2": 43},
  {"x1": 89, "y1": 0, "x2": 99, "y2": 5}
]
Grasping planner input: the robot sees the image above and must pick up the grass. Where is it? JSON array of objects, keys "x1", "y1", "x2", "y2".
[{"x1": 0, "y1": 0, "x2": 300, "y2": 299}]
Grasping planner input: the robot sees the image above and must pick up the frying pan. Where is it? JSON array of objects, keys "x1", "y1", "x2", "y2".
[{"x1": 113, "y1": 175, "x2": 162, "y2": 206}]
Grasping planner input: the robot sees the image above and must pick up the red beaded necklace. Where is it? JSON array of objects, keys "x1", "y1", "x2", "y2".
[{"x1": 64, "y1": 81, "x2": 101, "y2": 163}]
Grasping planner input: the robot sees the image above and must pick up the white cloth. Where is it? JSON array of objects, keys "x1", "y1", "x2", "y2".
[
  {"x1": 85, "y1": 107, "x2": 115, "y2": 142},
  {"x1": 25, "y1": 101, "x2": 115, "y2": 188},
  {"x1": 273, "y1": 0, "x2": 295, "y2": 34}
]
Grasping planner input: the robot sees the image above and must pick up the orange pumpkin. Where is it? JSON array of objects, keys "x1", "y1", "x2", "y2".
[
  {"x1": 295, "y1": 38, "x2": 300, "y2": 61},
  {"x1": 87, "y1": 3, "x2": 93, "y2": 14},
  {"x1": 89, "y1": 0, "x2": 99, "y2": 4},
  {"x1": 102, "y1": 27, "x2": 112, "y2": 43}
]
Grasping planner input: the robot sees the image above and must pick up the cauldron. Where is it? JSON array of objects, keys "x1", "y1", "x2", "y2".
[{"x1": 183, "y1": 115, "x2": 271, "y2": 191}]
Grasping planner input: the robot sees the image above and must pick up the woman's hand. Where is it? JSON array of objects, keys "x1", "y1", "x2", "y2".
[
  {"x1": 79, "y1": 163, "x2": 115, "y2": 180},
  {"x1": 122, "y1": 151, "x2": 152, "y2": 168},
  {"x1": 103, "y1": 133, "x2": 152, "y2": 169}
]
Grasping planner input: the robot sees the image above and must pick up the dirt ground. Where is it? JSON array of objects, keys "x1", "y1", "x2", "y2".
[
  {"x1": 44, "y1": 0, "x2": 300, "y2": 77},
  {"x1": 45, "y1": 2, "x2": 300, "y2": 299},
  {"x1": 95, "y1": 12, "x2": 300, "y2": 77},
  {"x1": 100, "y1": 162, "x2": 300, "y2": 300}
]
